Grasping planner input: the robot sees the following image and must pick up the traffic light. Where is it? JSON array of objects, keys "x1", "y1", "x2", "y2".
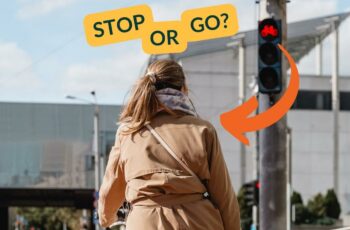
[
  {"x1": 258, "y1": 18, "x2": 282, "y2": 94},
  {"x1": 243, "y1": 180, "x2": 260, "y2": 206}
]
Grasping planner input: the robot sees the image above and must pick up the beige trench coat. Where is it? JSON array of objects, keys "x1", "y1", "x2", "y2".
[{"x1": 98, "y1": 111, "x2": 241, "y2": 229}]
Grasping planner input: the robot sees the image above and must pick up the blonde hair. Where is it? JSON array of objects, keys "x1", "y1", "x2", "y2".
[{"x1": 119, "y1": 59, "x2": 189, "y2": 134}]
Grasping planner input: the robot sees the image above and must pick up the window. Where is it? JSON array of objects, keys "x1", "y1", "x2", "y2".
[
  {"x1": 340, "y1": 92, "x2": 350, "y2": 110},
  {"x1": 292, "y1": 90, "x2": 350, "y2": 111},
  {"x1": 292, "y1": 90, "x2": 331, "y2": 110}
]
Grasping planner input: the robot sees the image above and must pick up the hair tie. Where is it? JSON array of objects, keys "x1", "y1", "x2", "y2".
[{"x1": 146, "y1": 71, "x2": 157, "y2": 84}]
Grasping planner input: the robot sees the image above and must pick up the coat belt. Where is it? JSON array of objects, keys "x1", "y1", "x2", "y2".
[{"x1": 131, "y1": 193, "x2": 205, "y2": 207}]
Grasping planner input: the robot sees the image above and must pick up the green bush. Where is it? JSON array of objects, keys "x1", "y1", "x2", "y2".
[
  {"x1": 294, "y1": 203, "x2": 308, "y2": 224},
  {"x1": 292, "y1": 189, "x2": 341, "y2": 226},
  {"x1": 237, "y1": 186, "x2": 252, "y2": 230},
  {"x1": 291, "y1": 191, "x2": 303, "y2": 205},
  {"x1": 238, "y1": 188, "x2": 341, "y2": 227},
  {"x1": 315, "y1": 216, "x2": 335, "y2": 226},
  {"x1": 307, "y1": 193, "x2": 326, "y2": 219},
  {"x1": 324, "y1": 189, "x2": 341, "y2": 219}
]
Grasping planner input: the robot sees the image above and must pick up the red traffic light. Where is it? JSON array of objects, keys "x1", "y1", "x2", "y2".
[
  {"x1": 258, "y1": 18, "x2": 282, "y2": 94},
  {"x1": 259, "y1": 18, "x2": 279, "y2": 41},
  {"x1": 255, "y1": 181, "x2": 260, "y2": 189},
  {"x1": 260, "y1": 25, "x2": 278, "y2": 38}
]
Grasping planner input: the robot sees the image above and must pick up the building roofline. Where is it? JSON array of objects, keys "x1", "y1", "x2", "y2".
[
  {"x1": 0, "y1": 101, "x2": 123, "y2": 107},
  {"x1": 150, "y1": 11, "x2": 350, "y2": 63}
]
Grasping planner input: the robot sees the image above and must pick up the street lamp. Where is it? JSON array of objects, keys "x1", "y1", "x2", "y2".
[{"x1": 66, "y1": 91, "x2": 101, "y2": 230}]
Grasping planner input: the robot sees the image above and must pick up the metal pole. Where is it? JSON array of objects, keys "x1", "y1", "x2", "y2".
[
  {"x1": 252, "y1": 123, "x2": 259, "y2": 229},
  {"x1": 248, "y1": 72, "x2": 259, "y2": 229},
  {"x1": 65, "y1": 93, "x2": 101, "y2": 229},
  {"x1": 315, "y1": 37, "x2": 323, "y2": 76},
  {"x1": 286, "y1": 127, "x2": 292, "y2": 230},
  {"x1": 238, "y1": 39, "x2": 246, "y2": 186},
  {"x1": 331, "y1": 21, "x2": 339, "y2": 195},
  {"x1": 253, "y1": 81, "x2": 259, "y2": 229},
  {"x1": 259, "y1": 1, "x2": 287, "y2": 230},
  {"x1": 92, "y1": 93, "x2": 101, "y2": 230}
]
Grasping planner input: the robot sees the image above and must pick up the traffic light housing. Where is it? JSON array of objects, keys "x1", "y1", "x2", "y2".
[
  {"x1": 258, "y1": 18, "x2": 282, "y2": 94},
  {"x1": 243, "y1": 180, "x2": 260, "y2": 206}
]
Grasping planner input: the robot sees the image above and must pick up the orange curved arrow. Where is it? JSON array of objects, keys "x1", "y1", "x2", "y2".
[{"x1": 220, "y1": 44, "x2": 299, "y2": 146}]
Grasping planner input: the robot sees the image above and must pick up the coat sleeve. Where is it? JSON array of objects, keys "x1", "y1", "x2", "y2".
[
  {"x1": 98, "y1": 128, "x2": 126, "y2": 228},
  {"x1": 206, "y1": 125, "x2": 241, "y2": 230}
]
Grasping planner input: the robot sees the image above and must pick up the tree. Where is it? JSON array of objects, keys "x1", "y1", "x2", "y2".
[{"x1": 16, "y1": 207, "x2": 82, "y2": 229}]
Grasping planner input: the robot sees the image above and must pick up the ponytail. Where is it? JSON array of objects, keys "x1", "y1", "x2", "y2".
[
  {"x1": 119, "y1": 73, "x2": 159, "y2": 134},
  {"x1": 119, "y1": 59, "x2": 186, "y2": 135}
]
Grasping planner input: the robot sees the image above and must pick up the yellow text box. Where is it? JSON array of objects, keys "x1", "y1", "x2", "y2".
[
  {"x1": 84, "y1": 4, "x2": 153, "y2": 46},
  {"x1": 181, "y1": 4, "x2": 239, "y2": 42},
  {"x1": 142, "y1": 21, "x2": 187, "y2": 54},
  {"x1": 83, "y1": 4, "x2": 240, "y2": 54}
]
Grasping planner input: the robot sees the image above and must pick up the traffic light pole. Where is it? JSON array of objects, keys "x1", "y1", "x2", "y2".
[
  {"x1": 238, "y1": 38, "x2": 247, "y2": 187},
  {"x1": 258, "y1": 1, "x2": 287, "y2": 230}
]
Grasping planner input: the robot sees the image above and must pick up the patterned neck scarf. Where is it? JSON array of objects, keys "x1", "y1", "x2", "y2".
[{"x1": 156, "y1": 88, "x2": 198, "y2": 117}]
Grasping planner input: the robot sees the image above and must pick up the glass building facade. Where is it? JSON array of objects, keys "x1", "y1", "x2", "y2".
[{"x1": 0, "y1": 102, "x2": 121, "y2": 189}]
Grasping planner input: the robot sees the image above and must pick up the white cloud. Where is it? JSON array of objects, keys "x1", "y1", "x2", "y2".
[
  {"x1": 60, "y1": 44, "x2": 148, "y2": 103},
  {"x1": 17, "y1": 0, "x2": 79, "y2": 19},
  {"x1": 0, "y1": 41, "x2": 42, "y2": 91}
]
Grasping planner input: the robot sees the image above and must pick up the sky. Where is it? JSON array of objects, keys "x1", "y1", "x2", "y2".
[{"x1": 0, "y1": 0, "x2": 350, "y2": 105}]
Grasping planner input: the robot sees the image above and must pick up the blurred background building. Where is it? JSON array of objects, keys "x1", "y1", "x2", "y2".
[
  {"x1": 0, "y1": 102, "x2": 120, "y2": 189},
  {"x1": 0, "y1": 102, "x2": 121, "y2": 228}
]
